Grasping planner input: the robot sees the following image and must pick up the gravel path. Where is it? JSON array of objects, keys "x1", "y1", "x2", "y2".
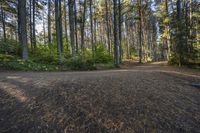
[{"x1": 0, "y1": 62, "x2": 200, "y2": 133}]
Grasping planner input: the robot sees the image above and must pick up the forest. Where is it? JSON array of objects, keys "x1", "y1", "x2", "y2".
[
  {"x1": 1, "y1": 0, "x2": 200, "y2": 132},
  {"x1": 0, "y1": 0, "x2": 199, "y2": 71}
]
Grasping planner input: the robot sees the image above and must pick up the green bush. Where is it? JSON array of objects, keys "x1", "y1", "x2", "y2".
[
  {"x1": 0, "y1": 54, "x2": 58, "y2": 71},
  {"x1": 61, "y1": 57, "x2": 96, "y2": 71},
  {"x1": 95, "y1": 44, "x2": 113, "y2": 63},
  {"x1": 0, "y1": 39, "x2": 20, "y2": 55},
  {"x1": 31, "y1": 44, "x2": 58, "y2": 65}
]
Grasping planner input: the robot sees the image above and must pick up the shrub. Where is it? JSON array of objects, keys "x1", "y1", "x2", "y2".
[
  {"x1": 61, "y1": 57, "x2": 96, "y2": 71},
  {"x1": 0, "y1": 39, "x2": 20, "y2": 55},
  {"x1": 95, "y1": 44, "x2": 113, "y2": 63},
  {"x1": 0, "y1": 54, "x2": 58, "y2": 71},
  {"x1": 31, "y1": 44, "x2": 58, "y2": 65}
]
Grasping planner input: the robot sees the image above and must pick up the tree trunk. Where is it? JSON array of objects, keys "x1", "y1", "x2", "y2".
[
  {"x1": 90, "y1": 0, "x2": 94, "y2": 61},
  {"x1": 165, "y1": 0, "x2": 170, "y2": 61},
  {"x1": 113, "y1": 0, "x2": 119, "y2": 67},
  {"x1": 105, "y1": 0, "x2": 111, "y2": 54},
  {"x1": 80, "y1": 0, "x2": 87, "y2": 54},
  {"x1": 125, "y1": 15, "x2": 130, "y2": 59},
  {"x1": 43, "y1": 12, "x2": 46, "y2": 45},
  {"x1": 74, "y1": 0, "x2": 78, "y2": 53},
  {"x1": 176, "y1": 0, "x2": 183, "y2": 66},
  {"x1": 189, "y1": 0, "x2": 193, "y2": 51},
  {"x1": 68, "y1": 0, "x2": 76, "y2": 58},
  {"x1": 138, "y1": 0, "x2": 142, "y2": 63},
  {"x1": 1, "y1": 6, "x2": 6, "y2": 41},
  {"x1": 48, "y1": 0, "x2": 52, "y2": 45},
  {"x1": 29, "y1": 0, "x2": 33, "y2": 50},
  {"x1": 55, "y1": 0, "x2": 63, "y2": 62},
  {"x1": 18, "y1": 0, "x2": 28, "y2": 60},
  {"x1": 64, "y1": 0, "x2": 69, "y2": 49},
  {"x1": 32, "y1": 0, "x2": 36, "y2": 49},
  {"x1": 118, "y1": 0, "x2": 122, "y2": 64}
]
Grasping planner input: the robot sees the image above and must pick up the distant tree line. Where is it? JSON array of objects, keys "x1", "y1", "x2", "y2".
[{"x1": 0, "y1": 0, "x2": 199, "y2": 66}]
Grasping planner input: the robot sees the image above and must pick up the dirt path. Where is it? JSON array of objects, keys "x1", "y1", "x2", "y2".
[{"x1": 0, "y1": 62, "x2": 200, "y2": 133}]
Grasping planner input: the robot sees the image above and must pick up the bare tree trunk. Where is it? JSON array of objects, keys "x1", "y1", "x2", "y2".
[
  {"x1": 94, "y1": 18, "x2": 97, "y2": 44},
  {"x1": 74, "y1": 0, "x2": 78, "y2": 53},
  {"x1": 189, "y1": 0, "x2": 193, "y2": 51},
  {"x1": 32, "y1": 0, "x2": 36, "y2": 49},
  {"x1": 18, "y1": 0, "x2": 28, "y2": 60},
  {"x1": 1, "y1": 6, "x2": 6, "y2": 41},
  {"x1": 118, "y1": 0, "x2": 122, "y2": 63},
  {"x1": 29, "y1": 0, "x2": 33, "y2": 51},
  {"x1": 55, "y1": 0, "x2": 63, "y2": 62},
  {"x1": 138, "y1": 0, "x2": 142, "y2": 63},
  {"x1": 64, "y1": 0, "x2": 69, "y2": 49},
  {"x1": 125, "y1": 15, "x2": 130, "y2": 59},
  {"x1": 176, "y1": 0, "x2": 182, "y2": 66},
  {"x1": 113, "y1": 0, "x2": 119, "y2": 67},
  {"x1": 90, "y1": 0, "x2": 94, "y2": 61},
  {"x1": 43, "y1": 12, "x2": 46, "y2": 45},
  {"x1": 48, "y1": 0, "x2": 51, "y2": 45},
  {"x1": 68, "y1": 0, "x2": 75, "y2": 58},
  {"x1": 105, "y1": 0, "x2": 111, "y2": 54},
  {"x1": 80, "y1": 0, "x2": 87, "y2": 54}
]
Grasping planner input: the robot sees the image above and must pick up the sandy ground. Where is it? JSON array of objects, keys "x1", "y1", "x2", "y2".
[{"x1": 0, "y1": 62, "x2": 200, "y2": 133}]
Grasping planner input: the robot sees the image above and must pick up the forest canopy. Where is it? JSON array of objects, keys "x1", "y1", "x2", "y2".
[{"x1": 0, "y1": 0, "x2": 200, "y2": 70}]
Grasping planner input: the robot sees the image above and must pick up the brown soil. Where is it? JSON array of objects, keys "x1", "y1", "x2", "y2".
[{"x1": 0, "y1": 62, "x2": 200, "y2": 133}]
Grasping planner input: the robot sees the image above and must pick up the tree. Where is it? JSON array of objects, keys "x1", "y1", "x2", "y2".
[
  {"x1": 1, "y1": 5, "x2": 6, "y2": 41},
  {"x1": 74, "y1": 0, "x2": 78, "y2": 53},
  {"x1": 105, "y1": 0, "x2": 111, "y2": 54},
  {"x1": 48, "y1": 0, "x2": 51, "y2": 45},
  {"x1": 90, "y1": 0, "x2": 95, "y2": 61},
  {"x1": 68, "y1": 0, "x2": 76, "y2": 58},
  {"x1": 55, "y1": 0, "x2": 63, "y2": 62},
  {"x1": 80, "y1": 0, "x2": 87, "y2": 53},
  {"x1": 18, "y1": 0, "x2": 28, "y2": 60},
  {"x1": 32, "y1": 0, "x2": 36, "y2": 49},
  {"x1": 113, "y1": 0, "x2": 119, "y2": 66},
  {"x1": 118, "y1": 0, "x2": 122, "y2": 64},
  {"x1": 64, "y1": 0, "x2": 68, "y2": 49},
  {"x1": 138, "y1": 0, "x2": 142, "y2": 63}
]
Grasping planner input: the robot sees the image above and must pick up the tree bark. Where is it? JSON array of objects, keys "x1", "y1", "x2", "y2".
[
  {"x1": 105, "y1": 0, "x2": 111, "y2": 55},
  {"x1": 68, "y1": 0, "x2": 75, "y2": 58},
  {"x1": 138, "y1": 0, "x2": 142, "y2": 63},
  {"x1": 64, "y1": 0, "x2": 69, "y2": 49},
  {"x1": 90, "y1": 0, "x2": 94, "y2": 61},
  {"x1": 118, "y1": 0, "x2": 122, "y2": 64},
  {"x1": 113, "y1": 0, "x2": 119, "y2": 67},
  {"x1": 18, "y1": 0, "x2": 28, "y2": 60},
  {"x1": 1, "y1": 6, "x2": 6, "y2": 41},
  {"x1": 43, "y1": 12, "x2": 46, "y2": 45},
  {"x1": 29, "y1": 0, "x2": 33, "y2": 50},
  {"x1": 74, "y1": 0, "x2": 78, "y2": 53},
  {"x1": 80, "y1": 0, "x2": 87, "y2": 53},
  {"x1": 55, "y1": 0, "x2": 63, "y2": 62},
  {"x1": 32, "y1": 0, "x2": 36, "y2": 49},
  {"x1": 48, "y1": 0, "x2": 52, "y2": 45}
]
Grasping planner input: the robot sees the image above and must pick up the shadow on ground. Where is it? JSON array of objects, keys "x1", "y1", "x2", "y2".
[{"x1": 0, "y1": 65, "x2": 200, "y2": 132}]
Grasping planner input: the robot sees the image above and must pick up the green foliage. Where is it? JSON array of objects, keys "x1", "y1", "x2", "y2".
[
  {"x1": 30, "y1": 39, "x2": 72, "y2": 64},
  {"x1": 0, "y1": 39, "x2": 114, "y2": 71},
  {"x1": 94, "y1": 43, "x2": 113, "y2": 63},
  {"x1": 0, "y1": 39, "x2": 20, "y2": 55},
  {"x1": 168, "y1": 54, "x2": 179, "y2": 65},
  {"x1": 61, "y1": 57, "x2": 96, "y2": 71},
  {"x1": 0, "y1": 54, "x2": 58, "y2": 71},
  {"x1": 31, "y1": 44, "x2": 58, "y2": 65}
]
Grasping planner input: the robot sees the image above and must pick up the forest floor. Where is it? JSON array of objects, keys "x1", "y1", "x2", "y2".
[{"x1": 0, "y1": 61, "x2": 200, "y2": 133}]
